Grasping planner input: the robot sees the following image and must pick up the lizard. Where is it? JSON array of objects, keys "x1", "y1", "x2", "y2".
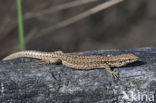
[{"x1": 2, "y1": 50, "x2": 139, "y2": 78}]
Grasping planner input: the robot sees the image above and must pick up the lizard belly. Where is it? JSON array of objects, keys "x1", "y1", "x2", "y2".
[{"x1": 62, "y1": 61, "x2": 103, "y2": 70}]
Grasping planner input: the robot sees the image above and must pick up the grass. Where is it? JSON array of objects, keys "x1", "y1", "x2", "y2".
[{"x1": 17, "y1": 0, "x2": 25, "y2": 50}]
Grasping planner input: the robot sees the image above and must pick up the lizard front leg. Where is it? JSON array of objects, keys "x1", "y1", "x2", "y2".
[
  {"x1": 102, "y1": 64, "x2": 118, "y2": 78},
  {"x1": 62, "y1": 61, "x2": 118, "y2": 78}
]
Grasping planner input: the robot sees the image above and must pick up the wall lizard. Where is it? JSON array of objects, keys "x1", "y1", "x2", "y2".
[{"x1": 2, "y1": 50, "x2": 139, "y2": 78}]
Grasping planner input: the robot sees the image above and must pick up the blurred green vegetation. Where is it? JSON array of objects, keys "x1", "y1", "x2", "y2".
[{"x1": 17, "y1": 0, "x2": 25, "y2": 50}]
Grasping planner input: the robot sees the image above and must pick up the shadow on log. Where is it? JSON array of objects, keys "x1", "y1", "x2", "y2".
[{"x1": 0, "y1": 47, "x2": 156, "y2": 103}]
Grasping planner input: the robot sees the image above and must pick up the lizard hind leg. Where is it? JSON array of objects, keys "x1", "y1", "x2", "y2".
[
  {"x1": 33, "y1": 59, "x2": 49, "y2": 65},
  {"x1": 34, "y1": 58, "x2": 61, "y2": 65},
  {"x1": 49, "y1": 58, "x2": 62, "y2": 64}
]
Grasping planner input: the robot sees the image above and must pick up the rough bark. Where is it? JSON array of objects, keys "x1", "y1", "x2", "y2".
[{"x1": 0, "y1": 47, "x2": 156, "y2": 103}]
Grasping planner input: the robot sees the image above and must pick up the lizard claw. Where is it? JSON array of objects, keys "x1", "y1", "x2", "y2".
[{"x1": 111, "y1": 71, "x2": 118, "y2": 79}]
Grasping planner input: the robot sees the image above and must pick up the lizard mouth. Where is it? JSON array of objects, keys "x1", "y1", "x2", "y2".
[{"x1": 125, "y1": 58, "x2": 139, "y2": 63}]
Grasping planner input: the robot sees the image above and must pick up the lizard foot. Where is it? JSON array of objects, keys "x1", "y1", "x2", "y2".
[{"x1": 110, "y1": 71, "x2": 118, "y2": 79}]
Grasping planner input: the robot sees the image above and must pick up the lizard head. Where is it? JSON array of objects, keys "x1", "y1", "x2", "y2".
[{"x1": 109, "y1": 53, "x2": 139, "y2": 67}]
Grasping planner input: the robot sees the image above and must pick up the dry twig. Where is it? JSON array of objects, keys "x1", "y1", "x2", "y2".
[
  {"x1": 36, "y1": 0, "x2": 123, "y2": 38},
  {"x1": 24, "y1": 0, "x2": 97, "y2": 19}
]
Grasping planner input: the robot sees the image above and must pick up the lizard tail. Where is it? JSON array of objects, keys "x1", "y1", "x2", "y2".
[{"x1": 2, "y1": 50, "x2": 48, "y2": 61}]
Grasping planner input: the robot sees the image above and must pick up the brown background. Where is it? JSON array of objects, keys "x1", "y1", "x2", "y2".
[{"x1": 0, "y1": 0, "x2": 156, "y2": 59}]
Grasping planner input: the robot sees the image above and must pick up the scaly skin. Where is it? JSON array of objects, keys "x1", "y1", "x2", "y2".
[{"x1": 2, "y1": 50, "x2": 139, "y2": 78}]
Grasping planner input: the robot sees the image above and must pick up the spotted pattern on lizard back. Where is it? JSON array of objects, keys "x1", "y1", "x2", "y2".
[{"x1": 2, "y1": 50, "x2": 139, "y2": 78}]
